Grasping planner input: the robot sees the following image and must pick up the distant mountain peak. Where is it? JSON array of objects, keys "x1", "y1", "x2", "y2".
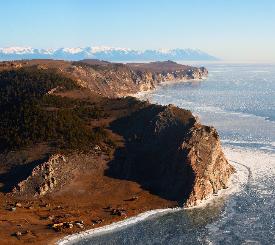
[
  {"x1": 0, "y1": 46, "x2": 218, "y2": 61},
  {"x1": 0, "y1": 46, "x2": 34, "y2": 54}
]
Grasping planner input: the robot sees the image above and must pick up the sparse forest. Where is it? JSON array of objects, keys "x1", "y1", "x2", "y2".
[{"x1": 0, "y1": 68, "x2": 109, "y2": 152}]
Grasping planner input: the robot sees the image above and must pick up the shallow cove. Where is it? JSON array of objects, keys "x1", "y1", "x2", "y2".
[{"x1": 59, "y1": 63, "x2": 275, "y2": 245}]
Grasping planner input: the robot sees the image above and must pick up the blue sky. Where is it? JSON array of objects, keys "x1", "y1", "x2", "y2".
[{"x1": 1, "y1": 0, "x2": 275, "y2": 62}]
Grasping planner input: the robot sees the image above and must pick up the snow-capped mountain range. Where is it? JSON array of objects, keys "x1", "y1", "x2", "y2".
[{"x1": 0, "y1": 46, "x2": 218, "y2": 61}]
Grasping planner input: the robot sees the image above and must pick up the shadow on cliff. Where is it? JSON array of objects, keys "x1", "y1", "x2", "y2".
[{"x1": 105, "y1": 104, "x2": 196, "y2": 206}]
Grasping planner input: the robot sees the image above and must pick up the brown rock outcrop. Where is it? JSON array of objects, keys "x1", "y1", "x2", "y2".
[
  {"x1": 12, "y1": 154, "x2": 67, "y2": 196},
  {"x1": 182, "y1": 125, "x2": 235, "y2": 207}
]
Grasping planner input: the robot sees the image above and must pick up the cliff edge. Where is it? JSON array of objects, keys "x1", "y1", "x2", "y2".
[
  {"x1": 0, "y1": 60, "x2": 208, "y2": 97},
  {"x1": 107, "y1": 104, "x2": 235, "y2": 207}
]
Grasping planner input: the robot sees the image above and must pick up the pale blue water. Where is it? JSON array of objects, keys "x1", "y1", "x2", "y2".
[
  {"x1": 67, "y1": 64, "x2": 275, "y2": 245},
  {"x1": 145, "y1": 63, "x2": 275, "y2": 152}
]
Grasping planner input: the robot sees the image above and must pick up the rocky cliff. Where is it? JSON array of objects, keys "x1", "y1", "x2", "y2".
[
  {"x1": 181, "y1": 125, "x2": 235, "y2": 207},
  {"x1": 106, "y1": 104, "x2": 235, "y2": 206},
  {"x1": 0, "y1": 60, "x2": 208, "y2": 97},
  {"x1": 69, "y1": 60, "x2": 208, "y2": 97}
]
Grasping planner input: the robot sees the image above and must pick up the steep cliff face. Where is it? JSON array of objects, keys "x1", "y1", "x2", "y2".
[
  {"x1": 107, "y1": 104, "x2": 235, "y2": 206},
  {"x1": 0, "y1": 60, "x2": 208, "y2": 97},
  {"x1": 181, "y1": 125, "x2": 235, "y2": 207},
  {"x1": 69, "y1": 60, "x2": 208, "y2": 96}
]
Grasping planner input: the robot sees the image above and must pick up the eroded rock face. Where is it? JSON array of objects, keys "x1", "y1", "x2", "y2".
[
  {"x1": 65, "y1": 61, "x2": 208, "y2": 97},
  {"x1": 12, "y1": 154, "x2": 66, "y2": 196},
  {"x1": 181, "y1": 125, "x2": 235, "y2": 207},
  {"x1": 107, "y1": 104, "x2": 235, "y2": 207},
  {"x1": 0, "y1": 60, "x2": 208, "y2": 97}
]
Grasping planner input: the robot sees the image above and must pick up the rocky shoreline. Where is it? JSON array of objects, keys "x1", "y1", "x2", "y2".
[
  {"x1": 0, "y1": 59, "x2": 208, "y2": 97},
  {"x1": 0, "y1": 59, "x2": 234, "y2": 245}
]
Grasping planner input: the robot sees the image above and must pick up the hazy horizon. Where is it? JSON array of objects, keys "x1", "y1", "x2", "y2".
[{"x1": 1, "y1": 0, "x2": 275, "y2": 63}]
